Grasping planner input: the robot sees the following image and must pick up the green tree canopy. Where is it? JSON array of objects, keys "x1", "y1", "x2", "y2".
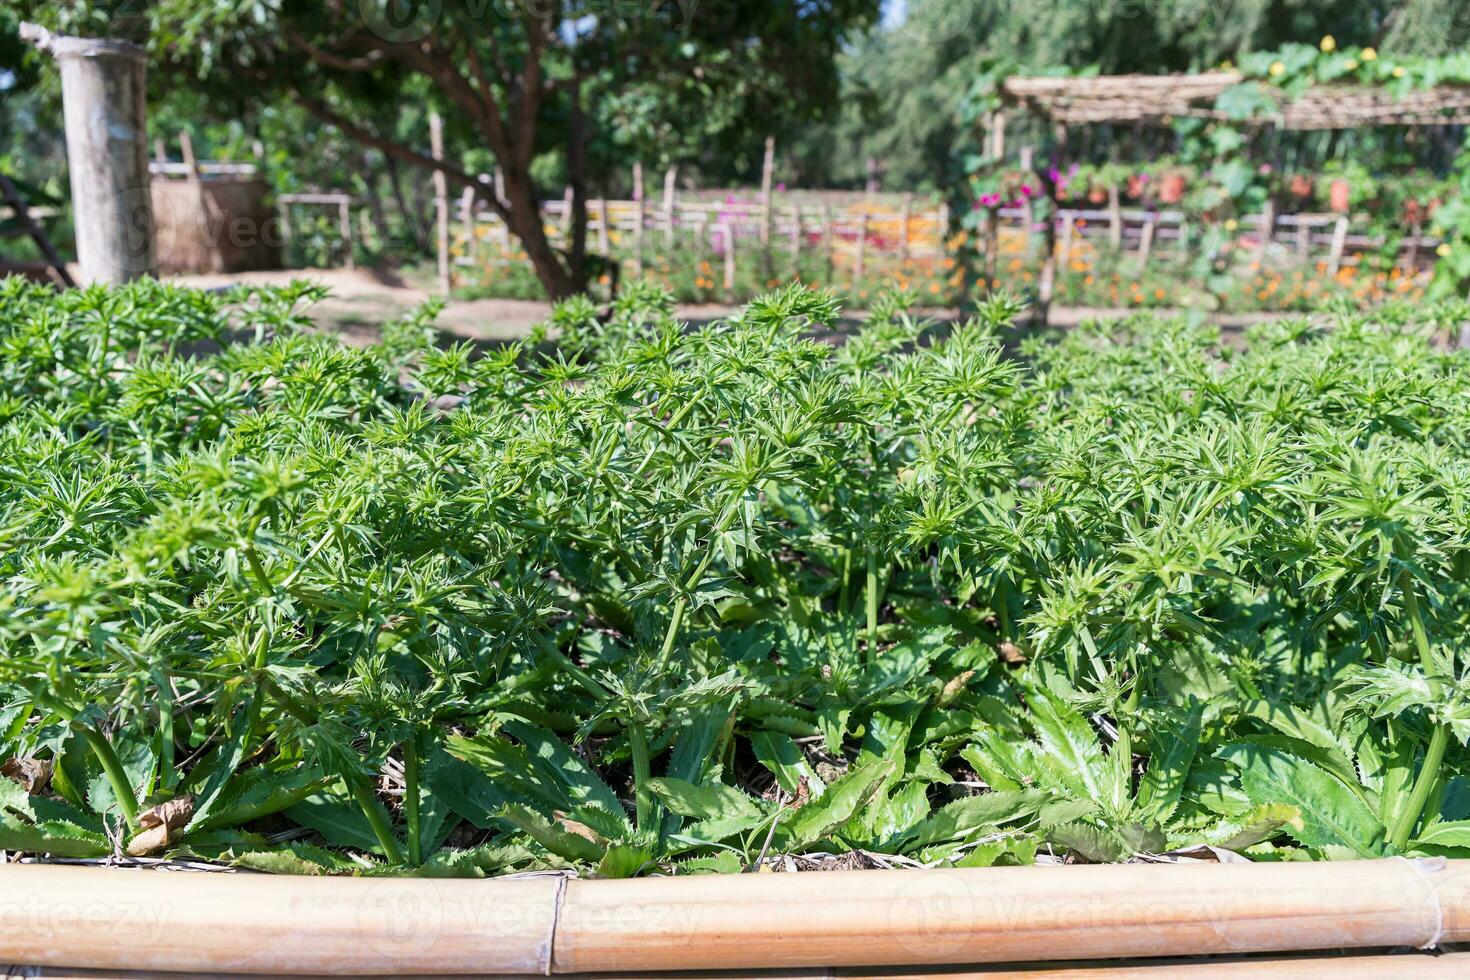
[{"x1": 17, "y1": 1, "x2": 879, "y2": 296}]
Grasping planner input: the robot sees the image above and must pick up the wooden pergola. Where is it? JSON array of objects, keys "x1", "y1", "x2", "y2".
[
  {"x1": 989, "y1": 72, "x2": 1470, "y2": 322},
  {"x1": 1001, "y1": 72, "x2": 1470, "y2": 129}
]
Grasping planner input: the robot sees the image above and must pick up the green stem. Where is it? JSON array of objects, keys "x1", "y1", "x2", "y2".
[
  {"x1": 838, "y1": 542, "x2": 853, "y2": 616},
  {"x1": 653, "y1": 494, "x2": 743, "y2": 673},
  {"x1": 654, "y1": 596, "x2": 690, "y2": 673},
  {"x1": 243, "y1": 544, "x2": 273, "y2": 593},
  {"x1": 78, "y1": 725, "x2": 140, "y2": 832},
  {"x1": 348, "y1": 773, "x2": 406, "y2": 865},
  {"x1": 1387, "y1": 572, "x2": 1450, "y2": 851},
  {"x1": 156, "y1": 675, "x2": 176, "y2": 792},
  {"x1": 865, "y1": 547, "x2": 880, "y2": 661},
  {"x1": 255, "y1": 674, "x2": 405, "y2": 863},
  {"x1": 403, "y1": 736, "x2": 423, "y2": 866},
  {"x1": 1390, "y1": 725, "x2": 1449, "y2": 852},
  {"x1": 628, "y1": 720, "x2": 655, "y2": 836},
  {"x1": 538, "y1": 636, "x2": 611, "y2": 700}
]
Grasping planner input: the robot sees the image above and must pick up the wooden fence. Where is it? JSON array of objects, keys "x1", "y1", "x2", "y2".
[
  {"x1": 998, "y1": 205, "x2": 1441, "y2": 277},
  {"x1": 452, "y1": 193, "x2": 951, "y2": 292}
]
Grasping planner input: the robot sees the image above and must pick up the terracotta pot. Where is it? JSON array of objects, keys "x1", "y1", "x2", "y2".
[
  {"x1": 1088, "y1": 187, "x2": 1107, "y2": 204},
  {"x1": 1127, "y1": 174, "x2": 1147, "y2": 199},
  {"x1": 1290, "y1": 174, "x2": 1314, "y2": 199},
  {"x1": 1159, "y1": 173, "x2": 1186, "y2": 204},
  {"x1": 1329, "y1": 179, "x2": 1351, "y2": 212}
]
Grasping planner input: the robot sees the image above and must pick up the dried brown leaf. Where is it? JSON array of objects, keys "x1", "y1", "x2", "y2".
[
  {"x1": 126, "y1": 796, "x2": 196, "y2": 856},
  {"x1": 1, "y1": 757, "x2": 53, "y2": 794},
  {"x1": 553, "y1": 810, "x2": 604, "y2": 845}
]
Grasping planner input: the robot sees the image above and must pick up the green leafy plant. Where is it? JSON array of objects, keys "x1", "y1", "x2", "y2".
[{"x1": 3, "y1": 277, "x2": 1469, "y2": 876}]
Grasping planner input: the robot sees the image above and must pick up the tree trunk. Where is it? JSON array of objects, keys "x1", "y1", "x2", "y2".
[
  {"x1": 501, "y1": 166, "x2": 579, "y2": 298},
  {"x1": 565, "y1": 75, "x2": 590, "y2": 290},
  {"x1": 361, "y1": 152, "x2": 391, "y2": 249}
]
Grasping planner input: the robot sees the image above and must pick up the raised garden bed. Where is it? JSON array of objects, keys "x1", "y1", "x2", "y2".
[{"x1": 3, "y1": 278, "x2": 1470, "y2": 889}]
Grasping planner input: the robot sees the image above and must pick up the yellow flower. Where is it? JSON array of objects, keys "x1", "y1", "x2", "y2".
[
  {"x1": 1437, "y1": 243, "x2": 1452, "y2": 258},
  {"x1": 1392, "y1": 65, "x2": 1406, "y2": 78},
  {"x1": 1320, "y1": 35, "x2": 1336, "y2": 52},
  {"x1": 1362, "y1": 47, "x2": 1377, "y2": 61},
  {"x1": 1344, "y1": 58, "x2": 1358, "y2": 70},
  {"x1": 1225, "y1": 218, "x2": 1239, "y2": 231},
  {"x1": 1268, "y1": 61, "x2": 1286, "y2": 77}
]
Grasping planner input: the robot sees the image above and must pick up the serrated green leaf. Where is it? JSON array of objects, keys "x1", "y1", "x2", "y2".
[
  {"x1": 911, "y1": 789, "x2": 1047, "y2": 848},
  {"x1": 1217, "y1": 742, "x2": 1384, "y2": 857}
]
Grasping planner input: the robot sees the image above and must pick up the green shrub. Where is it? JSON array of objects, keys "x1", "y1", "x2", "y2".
[{"x1": 3, "y1": 275, "x2": 1470, "y2": 874}]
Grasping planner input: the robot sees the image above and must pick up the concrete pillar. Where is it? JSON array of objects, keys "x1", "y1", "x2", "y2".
[{"x1": 24, "y1": 25, "x2": 154, "y2": 283}]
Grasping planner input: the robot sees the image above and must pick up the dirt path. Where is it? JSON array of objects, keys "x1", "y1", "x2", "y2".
[
  {"x1": 168, "y1": 267, "x2": 780, "y2": 344},
  {"x1": 168, "y1": 266, "x2": 1279, "y2": 343}
]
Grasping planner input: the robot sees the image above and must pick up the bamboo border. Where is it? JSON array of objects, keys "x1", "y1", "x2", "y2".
[
  {"x1": 10, "y1": 951, "x2": 1470, "y2": 979},
  {"x1": 0, "y1": 859, "x2": 1466, "y2": 975}
]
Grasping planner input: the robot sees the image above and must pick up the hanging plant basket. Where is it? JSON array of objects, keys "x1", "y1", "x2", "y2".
[{"x1": 1159, "y1": 173, "x2": 1188, "y2": 205}]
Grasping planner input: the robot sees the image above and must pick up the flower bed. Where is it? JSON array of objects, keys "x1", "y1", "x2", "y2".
[{"x1": 2, "y1": 277, "x2": 1470, "y2": 877}]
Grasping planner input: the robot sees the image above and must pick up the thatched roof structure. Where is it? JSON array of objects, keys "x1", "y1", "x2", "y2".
[{"x1": 1001, "y1": 72, "x2": 1470, "y2": 129}]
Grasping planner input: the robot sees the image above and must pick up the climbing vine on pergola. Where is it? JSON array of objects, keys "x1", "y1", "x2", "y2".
[{"x1": 957, "y1": 40, "x2": 1470, "y2": 316}]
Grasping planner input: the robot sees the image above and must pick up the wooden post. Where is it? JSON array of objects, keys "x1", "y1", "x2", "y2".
[
  {"x1": 1037, "y1": 125, "x2": 1067, "y2": 326},
  {"x1": 1297, "y1": 218, "x2": 1311, "y2": 263},
  {"x1": 358, "y1": 206, "x2": 375, "y2": 253},
  {"x1": 788, "y1": 205, "x2": 801, "y2": 277},
  {"x1": 559, "y1": 186, "x2": 574, "y2": 242},
  {"x1": 1254, "y1": 200, "x2": 1274, "y2": 267},
  {"x1": 719, "y1": 222, "x2": 736, "y2": 302},
  {"x1": 992, "y1": 112, "x2": 1007, "y2": 159},
  {"x1": 1137, "y1": 216, "x2": 1156, "y2": 269},
  {"x1": 692, "y1": 210, "x2": 707, "y2": 289},
  {"x1": 983, "y1": 209, "x2": 999, "y2": 290},
  {"x1": 899, "y1": 192, "x2": 913, "y2": 264},
  {"x1": 662, "y1": 165, "x2": 677, "y2": 246},
  {"x1": 633, "y1": 161, "x2": 645, "y2": 277},
  {"x1": 1107, "y1": 184, "x2": 1122, "y2": 250},
  {"x1": 460, "y1": 186, "x2": 478, "y2": 260},
  {"x1": 429, "y1": 112, "x2": 450, "y2": 295},
  {"x1": 23, "y1": 27, "x2": 154, "y2": 283},
  {"x1": 596, "y1": 198, "x2": 610, "y2": 255},
  {"x1": 865, "y1": 156, "x2": 879, "y2": 196},
  {"x1": 153, "y1": 138, "x2": 167, "y2": 163},
  {"x1": 854, "y1": 212, "x2": 867, "y2": 291},
  {"x1": 1328, "y1": 215, "x2": 1349, "y2": 278},
  {"x1": 1058, "y1": 212, "x2": 1075, "y2": 270},
  {"x1": 1405, "y1": 221, "x2": 1422, "y2": 273},
  {"x1": 759, "y1": 136, "x2": 775, "y2": 247},
  {"x1": 178, "y1": 131, "x2": 199, "y2": 179},
  {"x1": 338, "y1": 196, "x2": 354, "y2": 270},
  {"x1": 821, "y1": 204, "x2": 834, "y2": 282}
]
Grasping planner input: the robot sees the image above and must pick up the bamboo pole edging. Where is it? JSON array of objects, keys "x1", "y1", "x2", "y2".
[
  {"x1": 0, "y1": 859, "x2": 1467, "y2": 976},
  {"x1": 11, "y1": 951, "x2": 1470, "y2": 980}
]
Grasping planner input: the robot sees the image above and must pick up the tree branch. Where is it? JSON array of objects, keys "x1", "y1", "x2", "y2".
[
  {"x1": 285, "y1": 31, "x2": 386, "y2": 72},
  {"x1": 294, "y1": 91, "x2": 511, "y2": 225}
]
